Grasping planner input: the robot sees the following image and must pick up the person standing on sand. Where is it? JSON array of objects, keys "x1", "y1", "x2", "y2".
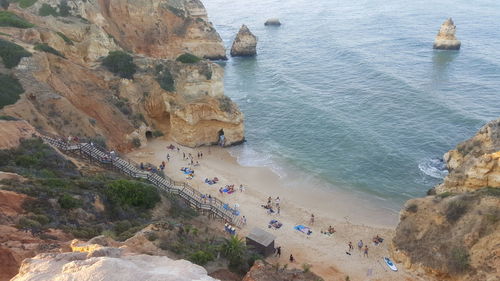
[
  {"x1": 364, "y1": 245, "x2": 369, "y2": 257},
  {"x1": 348, "y1": 241, "x2": 353, "y2": 252},
  {"x1": 289, "y1": 254, "x2": 294, "y2": 263},
  {"x1": 242, "y1": 216, "x2": 247, "y2": 225},
  {"x1": 275, "y1": 197, "x2": 280, "y2": 207},
  {"x1": 277, "y1": 205, "x2": 280, "y2": 215},
  {"x1": 358, "y1": 240, "x2": 363, "y2": 251},
  {"x1": 310, "y1": 214, "x2": 315, "y2": 225},
  {"x1": 167, "y1": 154, "x2": 170, "y2": 162},
  {"x1": 239, "y1": 184, "x2": 244, "y2": 192},
  {"x1": 275, "y1": 246, "x2": 281, "y2": 257}
]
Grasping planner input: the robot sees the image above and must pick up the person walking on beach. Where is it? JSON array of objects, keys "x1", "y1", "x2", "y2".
[
  {"x1": 242, "y1": 215, "x2": 247, "y2": 226},
  {"x1": 348, "y1": 241, "x2": 353, "y2": 252},
  {"x1": 275, "y1": 246, "x2": 281, "y2": 257},
  {"x1": 275, "y1": 196, "x2": 280, "y2": 207},
  {"x1": 358, "y1": 240, "x2": 363, "y2": 251},
  {"x1": 239, "y1": 184, "x2": 244, "y2": 192},
  {"x1": 364, "y1": 245, "x2": 369, "y2": 257},
  {"x1": 310, "y1": 214, "x2": 315, "y2": 225},
  {"x1": 183, "y1": 152, "x2": 186, "y2": 160},
  {"x1": 277, "y1": 205, "x2": 280, "y2": 215},
  {"x1": 167, "y1": 153, "x2": 170, "y2": 162}
]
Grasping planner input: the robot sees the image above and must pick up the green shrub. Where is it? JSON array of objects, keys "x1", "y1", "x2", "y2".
[
  {"x1": 0, "y1": 11, "x2": 34, "y2": 28},
  {"x1": 132, "y1": 137, "x2": 141, "y2": 148},
  {"x1": 15, "y1": 154, "x2": 39, "y2": 166},
  {"x1": 156, "y1": 68, "x2": 175, "y2": 92},
  {"x1": 448, "y1": 247, "x2": 469, "y2": 273},
  {"x1": 17, "y1": 216, "x2": 42, "y2": 229},
  {"x1": 102, "y1": 51, "x2": 136, "y2": 79},
  {"x1": 0, "y1": 74, "x2": 24, "y2": 109},
  {"x1": 58, "y1": 0, "x2": 70, "y2": 17},
  {"x1": 68, "y1": 225, "x2": 102, "y2": 239},
  {"x1": 0, "y1": 115, "x2": 19, "y2": 120},
  {"x1": 34, "y1": 43, "x2": 65, "y2": 58},
  {"x1": 302, "y1": 263, "x2": 312, "y2": 273},
  {"x1": 176, "y1": 53, "x2": 201, "y2": 63},
  {"x1": 0, "y1": 38, "x2": 32, "y2": 68},
  {"x1": 27, "y1": 214, "x2": 50, "y2": 225},
  {"x1": 58, "y1": 193, "x2": 82, "y2": 209},
  {"x1": 437, "y1": 192, "x2": 454, "y2": 199},
  {"x1": 56, "y1": 31, "x2": 73, "y2": 45},
  {"x1": 152, "y1": 130, "x2": 164, "y2": 138},
  {"x1": 446, "y1": 200, "x2": 467, "y2": 222},
  {"x1": 16, "y1": 0, "x2": 38, "y2": 8},
  {"x1": 145, "y1": 232, "x2": 158, "y2": 241},
  {"x1": 105, "y1": 180, "x2": 160, "y2": 209},
  {"x1": 218, "y1": 96, "x2": 233, "y2": 113},
  {"x1": 39, "y1": 3, "x2": 58, "y2": 17},
  {"x1": 406, "y1": 203, "x2": 418, "y2": 213},
  {"x1": 189, "y1": 250, "x2": 214, "y2": 266},
  {"x1": 40, "y1": 178, "x2": 70, "y2": 189}
]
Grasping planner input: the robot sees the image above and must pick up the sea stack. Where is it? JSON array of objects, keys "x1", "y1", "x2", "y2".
[
  {"x1": 433, "y1": 18, "x2": 461, "y2": 50},
  {"x1": 264, "y1": 18, "x2": 281, "y2": 26},
  {"x1": 230, "y1": 24, "x2": 257, "y2": 57}
]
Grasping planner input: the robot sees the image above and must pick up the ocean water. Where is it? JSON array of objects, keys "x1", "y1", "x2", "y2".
[{"x1": 202, "y1": 0, "x2": 500, "y2": 217}]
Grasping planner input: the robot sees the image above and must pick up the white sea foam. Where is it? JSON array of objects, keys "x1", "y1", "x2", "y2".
[{"x1": 418, "y1": 158, "x2": 449, "y2": 179}]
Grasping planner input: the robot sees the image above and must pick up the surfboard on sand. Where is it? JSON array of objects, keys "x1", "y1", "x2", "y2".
[{"x1": 384, "y1": 257, "x2": 398, "y2": 271}]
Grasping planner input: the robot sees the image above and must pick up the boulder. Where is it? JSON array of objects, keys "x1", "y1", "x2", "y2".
[
  {"x1": 230, "y1": 25, "x2": 257, "y2": 57},
  {"x1": 264, "y1": 18, "x2": 281, "y2": 26},
  {"x1": 433, "y1": 18, "x2": 461, "y2": 50}
]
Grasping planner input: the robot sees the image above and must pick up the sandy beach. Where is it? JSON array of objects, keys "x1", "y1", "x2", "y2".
[{"x1": 128, "y1": 139, "x2": 422, "y2": 281}]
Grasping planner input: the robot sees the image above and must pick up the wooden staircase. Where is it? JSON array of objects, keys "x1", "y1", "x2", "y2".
[{"x1": 40, "y1": 135, "x2": 243, "y2": 228}]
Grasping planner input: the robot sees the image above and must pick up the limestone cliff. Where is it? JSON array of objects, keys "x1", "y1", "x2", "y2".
[
  {"x1": 437, "y1": 117, "x2": 500, "y2": 193},
  {"x1": 230, "y1": 25, "x2": 257, "y2": 57},
  {"x1": 392, "y1": 119, "x2": 500, "y2": 281},
  {"x1": 433, "y1": 18, "x2": 461, "y2": 50},
  {"x1": 0, "y1": 0, "x2": 244, "y2": 149},
  {"x1": 11, "y1": 243, "x2": 218, "y2": 281}
]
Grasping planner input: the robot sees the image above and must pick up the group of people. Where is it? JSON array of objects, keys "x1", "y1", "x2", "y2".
[{"x1": 262, "y1": 196, "x2": 281, "y2": 215}]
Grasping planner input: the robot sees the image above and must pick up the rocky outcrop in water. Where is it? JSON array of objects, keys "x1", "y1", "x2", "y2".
[
  {"x1": 392, "y1": 118, "x2": 500, "y2": 281},
  {"x1": 433, "y1": 18, "x2": 461, "y2": 50},
  {"x1": 0, "y1": 0, "x2": 244, "y2": 149},
  {"x1": 437, "y1": 117, "x2": 500, "y2": 193},
  {"x1": 230, "y1": 25, "x2": 257, "y2": 57},
  {"x1": 264, "y1": 18, "x2": 281, "y2": 26}
]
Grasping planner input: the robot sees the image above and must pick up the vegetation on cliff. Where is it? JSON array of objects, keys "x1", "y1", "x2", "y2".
[
  {"x1": 102, "y1": 51, "x2": 137, "y2": 79},
  {"x1": 0, "y1": 138, "x2": 159, "y2": 240},
  {"x1": 0, "y1": 11, "x2": 34, "y2": 28},
  {"x1": 10, "y1": 0, "x2": 38, "y2": 9},
  {"x1": 0, "y1": 74, "x2": 24, "y2": 109},
  {"x1": 34, "y1": 43, "x2": 65, "y2": 58},
  {"x1": 0, "y1": 38, "x2": 31, "y2": 68},
  {"x1": 176, "y1": 53, "x2": 202, "y2": 64}
]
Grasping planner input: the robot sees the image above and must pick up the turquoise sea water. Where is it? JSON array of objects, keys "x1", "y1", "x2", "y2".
[{"x1": 202, "y1": 0, "x2": 500, "y2": 215}]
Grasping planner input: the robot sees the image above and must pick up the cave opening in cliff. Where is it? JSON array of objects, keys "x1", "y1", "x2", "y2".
[{"x1": 145, "y1": 131, "x2": 153, "y2": 139}]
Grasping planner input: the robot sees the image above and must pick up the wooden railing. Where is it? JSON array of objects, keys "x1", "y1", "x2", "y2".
[{"x1": 40, "y1": 135, "x2": 243, "y2": 227}]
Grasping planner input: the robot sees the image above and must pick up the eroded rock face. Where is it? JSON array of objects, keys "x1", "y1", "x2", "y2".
[
  {"x1": 11, "y1": 244, "x2": 218, "y2": 281},
  {"x1": 1, "y1": 0, "x2": 244, "y2": 149},
  {"x1": 437, "y1": 118, "x2": 500, "y2": 193},
  {"x1": 433, "y1": 18, "x2": 461, "y2": 50},
  {"x1": 242, "y1": 260, "x2": 322, "y2": 281},
  {"x1": 392, "y1": 117, "x2": 500, "y2": 281},
  {"x1": 230, "y1": 25, "x2": 257, "y2": 57}
]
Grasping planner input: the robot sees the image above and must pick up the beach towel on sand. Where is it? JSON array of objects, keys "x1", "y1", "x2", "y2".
[{"x1": 294, "y1": 225, "x2": 312, "y2": 235}]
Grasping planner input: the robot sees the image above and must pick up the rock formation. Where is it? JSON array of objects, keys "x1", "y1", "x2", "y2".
[
  {"x1": 11, "y1": 243, "x2": 218, "y2": 281},
  {"x1": 437, "y1": 117, "x2": 500, "y2": 193},
  {"x1": 264, "y1": 18, "x2": 281, "y2": 26},
  {"x1": 392, "y1": 118, "x2": 500, "y2": 281},
  {"x1": 0, "y1": 0, "x2": 244, "y2": 149},
  {"x1": 230, "y1": 25, "x2": 257, "y2": 57},
  {"x1": 433, "y1": 18, "x2": 461, "y2": 50}
]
